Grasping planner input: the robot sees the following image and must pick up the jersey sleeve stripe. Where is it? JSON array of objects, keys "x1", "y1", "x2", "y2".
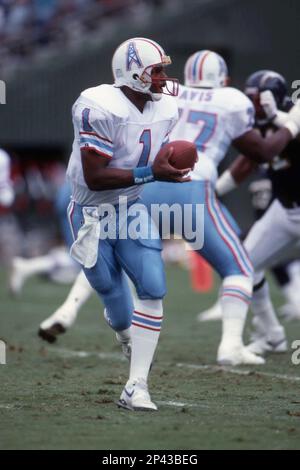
[
  {"x1": 80, "y1": 146, "x2": 112, "y2": 159},
  {"x1": 80, "y1": 136, "x2": 113, "y2": 150},
  {"x1": 80, "y1": 137, "x2": 113, "y2": 156},
  {"x1": 79, "y1": 131, "x2": 113, "y2": 144}
]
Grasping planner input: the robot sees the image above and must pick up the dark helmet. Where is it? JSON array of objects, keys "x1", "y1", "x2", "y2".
[{"x1": 244, "y1": 70, "x2": 288, "y2": 108}]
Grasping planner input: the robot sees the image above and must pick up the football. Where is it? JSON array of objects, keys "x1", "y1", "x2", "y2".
[{"x1": 156, "y1": 140, "x2": 198, "y2": 170}]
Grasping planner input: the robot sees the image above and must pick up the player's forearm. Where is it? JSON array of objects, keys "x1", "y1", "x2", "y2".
[
  {"x1": 230, "y1": 155, "x2": 258, "y2": 183},
  {"x1": 235, "y1": 127, "x2": 293, "y2": 163},
  {"x1": 254, "y1": 127, "x2": 293, "y2": 162},
  {"x1": 84, "y1": 167, "x2": 135, "y2": 191},
  {"x1": 249, "y1": 102, "x2": 300, "y2": 161},
  {"x1": 215, "y1": 156, "x2": 257, "y2": 196},
  {"x1": 81, "y1": 149, "x2": 154, "y2": 190}
]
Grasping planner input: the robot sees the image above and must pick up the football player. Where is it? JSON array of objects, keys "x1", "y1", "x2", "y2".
[
  {"x1": 214, "y1": 70, "x2": 300, "y2": 354},
  {"x1": 247, "y1": 170, "x2": 300, "y2": 321},
  {"x1": 60, "y1": 37, "x2": 192, "y2": 412},
  {"x1": 141, "y1": 53, "x2": 300, "y2": 365},
  {"x1": 8, "y1": 179, "x2": 80, "y2": 295}
]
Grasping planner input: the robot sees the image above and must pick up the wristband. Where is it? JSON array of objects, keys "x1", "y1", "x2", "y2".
[
  {"x1": 284, "y1": 121, "x2": 299, "y2": 139},
  {"x1": 215, "y1": 170, "x2": 237, "y2": 196},
  {"x1": 133, "y1": 166, "x2": 155, "y2": 185}
]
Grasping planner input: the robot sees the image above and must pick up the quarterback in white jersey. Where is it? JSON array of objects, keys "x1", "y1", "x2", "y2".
[
  {"x1": 65, "y1": 37, "x2": 191, "y2": 412},
  {"x1": 67, "y1": 84, "x2": 177, "y2": 206}
]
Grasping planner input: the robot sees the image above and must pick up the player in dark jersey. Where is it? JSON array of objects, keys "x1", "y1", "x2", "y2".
[
  {"x1": 215, "y1": 70, "x2": 300, "y2": 354},
  {"x1": 245, "y1": 71, "x2": 300, "y2": 209},
  {"x1": 248, "y1": 171, "x2": 300, "y2": 321}
]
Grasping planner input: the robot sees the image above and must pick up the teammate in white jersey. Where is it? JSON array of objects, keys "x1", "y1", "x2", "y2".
[
  {"x1": 64, "y1": 37, "x2": 191, "y2": 412},
  {"x1": 153, "y1": 50, "x2": 300, "y2": 365}
]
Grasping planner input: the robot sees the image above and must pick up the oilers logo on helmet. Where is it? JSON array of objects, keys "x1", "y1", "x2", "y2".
[
  {"x1": 126, "y1": 42, "x2": 143, "y2": 71},
  {"x1": 112, "y1": 37, "x2": 178, "y2": 100}
]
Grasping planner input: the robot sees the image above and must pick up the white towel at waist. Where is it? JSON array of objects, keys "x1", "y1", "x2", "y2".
[{"x1": 70, "y1": 206, "x2": 100, "y2": 268}]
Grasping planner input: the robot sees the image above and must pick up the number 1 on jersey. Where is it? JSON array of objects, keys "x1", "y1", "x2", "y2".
[
  {"x1": 82, "y1": 108, "x2": 93, "y2": 132},
  {"x1": 137, "y1": 129, "x2": 151, "y2": 167}
]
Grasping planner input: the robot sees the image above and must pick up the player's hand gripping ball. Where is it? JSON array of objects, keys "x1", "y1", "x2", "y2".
[{"x1": 156, "y1": 140, "x2": 198, "y2": 170}]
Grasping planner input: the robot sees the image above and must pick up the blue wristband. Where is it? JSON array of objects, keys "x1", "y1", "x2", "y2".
[{"x1": 133, "y1": 166, "x2": 155, "y2": 185}]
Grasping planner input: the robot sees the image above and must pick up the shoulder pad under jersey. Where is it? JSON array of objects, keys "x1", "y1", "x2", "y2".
[{"x1": 81, "y1": 84, "x2": 130, "y2": 119}]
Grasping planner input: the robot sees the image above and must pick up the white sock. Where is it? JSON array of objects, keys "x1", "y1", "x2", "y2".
[
  {"x1": 60, "y1": 270, "x2": 93, "y2": 316},
  {"x1": 18, "y1": 254, "x2": 57, "y2": 277},
  {"x1": 40, "y1": 271, "x2": 93, "y2": 329},
  {"x1": 219, "y1": 275, "x2": 253, "y2": 349},
  {"x1": 129, "y1": 298, "x2": 163, "y2": 383},
  {"x1": 252, "y1": 277, "x2": 281, "y2": 331}
]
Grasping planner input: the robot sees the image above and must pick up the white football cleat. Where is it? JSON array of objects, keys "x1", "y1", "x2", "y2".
[
  {"x1": 117, "y1": 378, "x2": 157, "y2": 411},
  {"x1": 8, "y1": 257, "x2": 29, "y2": 296},
  {"x1": 116, "y1": 332, "x2": 132, "y2": 361},
  {"x1": 246, "y1": 325, "x2": 287, "y2": 355},
  {"x1": 217, "y1": 343, "x2": 265, "y2": 366},
  {"x1": 38, "y1": 307, "x2": 76, "y2": 343},
  {"x1": 197, "y1": 301, "x2": 222, "y2": 322}
]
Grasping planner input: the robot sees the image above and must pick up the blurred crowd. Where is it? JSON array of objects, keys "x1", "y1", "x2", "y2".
[
  {"x1": 0, "y1": 147, "x2": 68, "y2": 263},
  {"x1": 0, "y1": 0, "x2": 168, "y2": 78}
]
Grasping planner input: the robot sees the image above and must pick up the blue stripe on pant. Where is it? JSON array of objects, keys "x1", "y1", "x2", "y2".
[{"x1": 140, "y1": 180, "x2": 253, "y2": 279}]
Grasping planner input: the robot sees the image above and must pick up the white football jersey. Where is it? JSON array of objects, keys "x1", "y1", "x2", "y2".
[
  {"x1": 67, "y1": 84, "x2": 178, "y2": 206},
  {"x1": 170, "y1": 85, "x2": 255, "y2": 183},
  {"x1": 0, "y1": 148, "x2": 14, "y2": 207}
]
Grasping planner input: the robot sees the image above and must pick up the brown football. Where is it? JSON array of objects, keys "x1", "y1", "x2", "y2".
[{"x1": 156, "y1": 140, "x2": 198, "y2": 170}]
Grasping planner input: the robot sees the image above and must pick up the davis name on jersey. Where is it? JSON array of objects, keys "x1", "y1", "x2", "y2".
[
  {"x1": 170, "y1": 85, "x2": 255, "y2": 183},
  {"x1": 67, "y1": 84, "x2": 178, "y2": 206}
]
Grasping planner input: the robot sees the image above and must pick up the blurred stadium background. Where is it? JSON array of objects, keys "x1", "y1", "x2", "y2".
[{"x1": 1, "y1": 0, "x2": 300, "y2": 450}]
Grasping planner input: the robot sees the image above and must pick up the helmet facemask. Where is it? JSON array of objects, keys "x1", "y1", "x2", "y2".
[
  {"x1": 136, "y1": 63, "x2": 179, "y2": 101},
  {"x1": 244, "y1": 70, "x2": 288, "y2": 125}
]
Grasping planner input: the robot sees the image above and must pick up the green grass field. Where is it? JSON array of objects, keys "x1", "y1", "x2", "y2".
[{"x1": 1, "y1": 265, "x2": 300, "y2": 450}]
